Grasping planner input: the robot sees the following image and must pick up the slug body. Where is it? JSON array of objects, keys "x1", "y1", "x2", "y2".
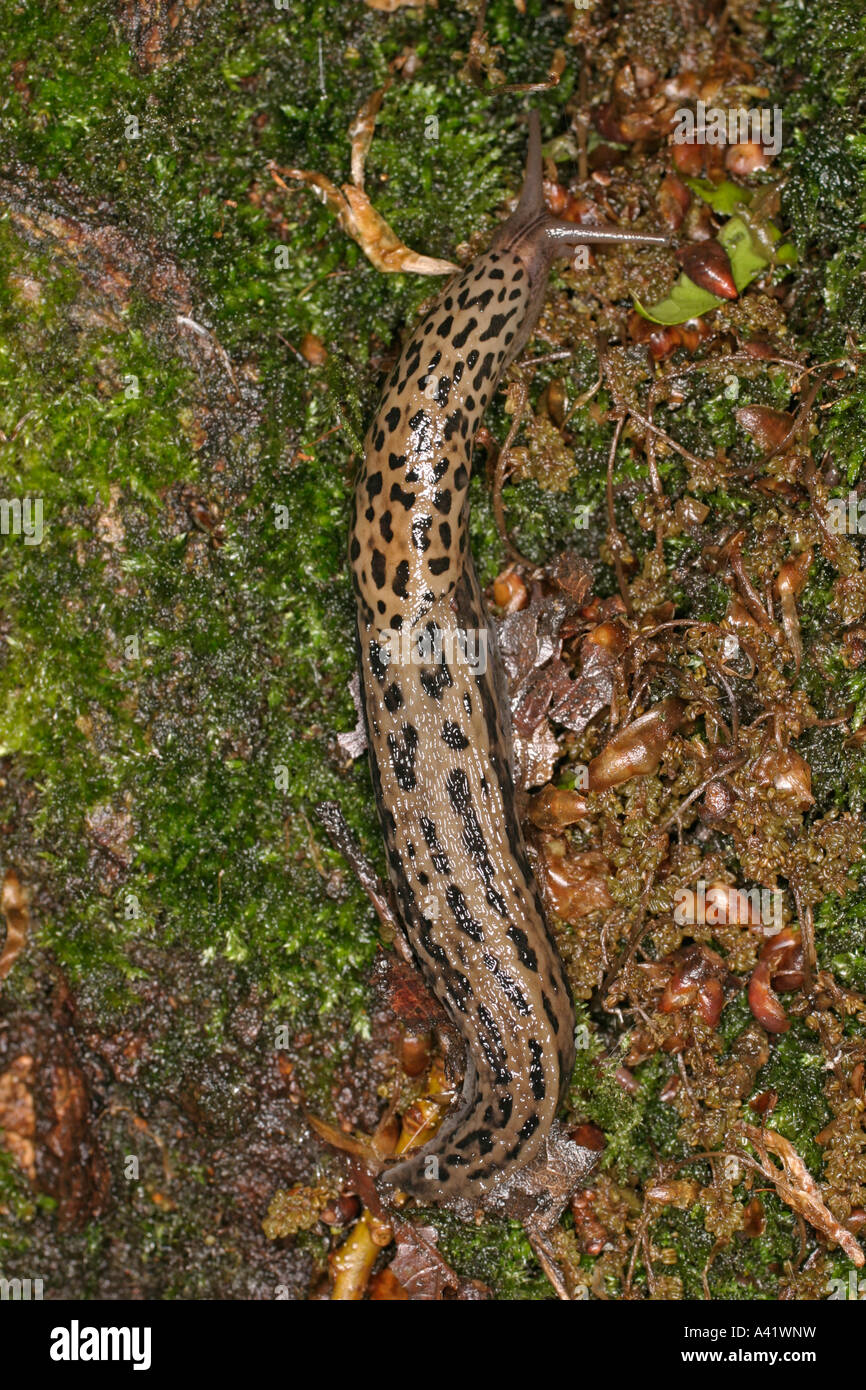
[{"x1": 350, "y1": 114, "x2": 666, "y2": 1203}]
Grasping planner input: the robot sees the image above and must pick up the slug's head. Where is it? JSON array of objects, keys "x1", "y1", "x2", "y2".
[{"x1": 491, "y1": 109, "x2": 670, "y2": 286}]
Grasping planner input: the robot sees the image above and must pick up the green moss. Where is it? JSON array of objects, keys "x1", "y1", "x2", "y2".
[
  {"x1": 816, "y1": 883, "x2": 866, "y2": 991},
  {"x1": 1, "y1": 0, "x2": 865, "y2": 1302},
  {"x1": 753, "y1": 1027, "x2": 832, "y2": 1172},
  {"x1": 432, "y1": 1211, "x2": 552, "y2": 1300}
]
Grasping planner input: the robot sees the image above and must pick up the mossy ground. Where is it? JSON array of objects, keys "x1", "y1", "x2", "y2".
[{"x1": 0, "y1": 0, "x2": 864, "y2": 1299}]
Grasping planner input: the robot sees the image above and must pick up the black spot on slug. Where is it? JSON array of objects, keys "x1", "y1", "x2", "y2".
[
  {"x1": 440, "y1": 719, "x2": 468, "y2": 750},
  {"x1": 452, "y1": 318, "x2": 478, "y2": 350},
  {"x1": 368, "y1": 640, "x2": 389, "y2": 682},
  {"x1": 445, "y1": 767, "x2": 471, "y2": 814},
  {"x1": 445, "y1": 883, "x2": 484, "y2": 942},
  {"x1": 411, "y1": 514, "x2": 432, "y2": 551},
  {"x1": 387, "y1": 723, "x2": 419, "y2": 791},
  {"x1": 392, "y1": 559, "x2": 409, "y2": 599},
  {"x1": 384, "y1": 682, "x2": 403, "y2": 713},
  {"x1": 390, "y1": 482, "x2": 416, "y2": 510},
  {"x1": 370, "y1": 550, "x2": 386, "y2": 590},
  {"x1": 420, "y1": 815, "x2": 451, "y2": 876},
  {"x1": 420, "y1": 662, "x2": 453, "y2": 700},
  {"x1": 507, "y1": 925, "x2": 538, "y2": 972},
  {"x1": 528, "y1": 1039, "x2": 546, "y2": 1100}
]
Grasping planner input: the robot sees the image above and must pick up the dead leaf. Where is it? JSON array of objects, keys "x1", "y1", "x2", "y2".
[
  {"x1": 372, "y1": 949, "x2": 447, "y2": 1031},
  {"x1": 363, "y1": 0, "x2": 431, "y2": 9},
  {"x1": 85, "y1": 803, "x2": 135, "y2": 864},
  {"x1": 0, "y1": 870, "x2": 30, "y2": 980},
  {"x1": 737, "y1": 1122, "x2": 865, "y2": 1267},
  {"x1": 281, "y1": 169, "x2": 457, "y2": 276},
  {"x1": 0, "y1": 1055, "x2": 36, "y2": 1180},
  {"x1": 389, "y1": 1223, "x2": 459, "y2": 1300},
  {"x1": 349, "y1": 85, "x2": 389, "y2": 190},
  {"x1": 369, "y1": 1266, "x2": 410, "y2": 1299},
  {"x1": 497, "y1": 599, "x2": 563, "y2": 693},
  {"x1": 42, "y1": 1050, "x2": 111, "y2": 1230},
  {"x1": 337, "y1": 670, "x2": 367, "y2": 759},
  {"x1": 513, "y1": 720, "x2": 561, "y2": 789}
]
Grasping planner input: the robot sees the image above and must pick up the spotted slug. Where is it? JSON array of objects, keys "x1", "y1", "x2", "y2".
[{"x1": 350, "y1": 112, "x2": 667, "y2": 1203}]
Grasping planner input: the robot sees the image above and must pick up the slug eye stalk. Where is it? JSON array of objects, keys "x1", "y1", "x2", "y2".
[
  {"x1": 492, "y1": 109, "x2": 672, "y2": 264},
  {"x1": 543, "y1": 221, "x2": 671, "y2": 249}
]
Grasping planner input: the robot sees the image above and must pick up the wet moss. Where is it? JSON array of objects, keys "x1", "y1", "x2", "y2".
[{"x1": 1, "y1": 0, "x2": 865, "y2": 1302}]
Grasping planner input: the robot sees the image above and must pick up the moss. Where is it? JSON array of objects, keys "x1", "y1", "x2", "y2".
[
  {"x1": 753, "y1": 1027, "x2": 832, "y2": 1172},
  {"x1": 816, "y1": 883, "x2": 866, "y2": 991},
  {"x1": 1, "y1": 0, "x2": 866, "y2": 1303},
  {"x1": 432, "y1": 1211, "x2": 552, "y2": 1300}
]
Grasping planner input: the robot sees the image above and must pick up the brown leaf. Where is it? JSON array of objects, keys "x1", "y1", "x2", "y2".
[
  {"x1": 389, "y1": 1224, "x2": 459, "y2": 1301},
  {"x1": 513, "y1": 720, "x2": 561, "y2": 790},
  {"x1": 282, "y1": 169, "x2": 456, "y2": 276},
  {"x1": 527, "y1": 785, "x2": 589, "y2": 830},
  {"x1": 496, "y1": 602, "x2": 560, "y2": 692},
  {"x1": 538, "y1": 846, "x2": 613, "y2": 921},
  {"x1": 0, "y1": 869, "x2": 30, "y2": 980},
  {"x1": 41, "y1": 1048, "x2": 111, "y2": 1230},
  {"x1": 548, "y1": 551, "x2": 592, "y2": 603},
  {"x1": 737, "y1": 1123, "x2": 865, "y2": 1267},
  {"x1": 368, "y1": 1267, "x2": 410, "y2": 1300},
  {"x1": 0, "y1": 1055, "x2": 36, "y2": 1181},
  {"x1": 371, "y1": 949, "x2": 446, "y2": 1031}
]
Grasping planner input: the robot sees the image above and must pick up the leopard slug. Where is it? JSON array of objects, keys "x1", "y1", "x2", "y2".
[{"x1": 350, "y1": 112, "x2": 667, "y2": 1203}]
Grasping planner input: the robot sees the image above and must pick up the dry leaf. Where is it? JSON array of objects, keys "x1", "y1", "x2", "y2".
[
  {"x1": 363, "y1": 0, "x2": 430, "y2": 9},
  {"x1": 284, "y1": 169, "x2": 457, "y2": 275},
  {"x1": 0, "y1": 869, "x2": 30, "y2": 979},
  {"x1": 513, "y1": 720, "x2": 561, "y2": 789},
  {"x1": 389, "y1": 1223, "x2": 459, "y2": 1300},
  {"x1": 349, "y1": 85, "x2": 389, "y2": 189},
  {"x1": 337, "y1": 671, "x2": 367, "y2": 759},
  {"x1": 0, "y1": 1055, "x2": 36, "y2": 1180},
  {"x1": 737, "y1": 1122, "x2": 865, "y2": 1267},
  {"x1": 369, "y1": 1267, "x2": 410, "y2": 1299},
  {"x1": 276, "y1": 90, "x2": 456, "y2": 275}
]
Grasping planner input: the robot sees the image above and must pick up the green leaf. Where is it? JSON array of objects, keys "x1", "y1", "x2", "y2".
[
  {"x1": 683, "y1": 177, "x2": 751, "y2": 215},
  {"x1": 635, "y1": 215, "x2": 798, "y2": 325}
]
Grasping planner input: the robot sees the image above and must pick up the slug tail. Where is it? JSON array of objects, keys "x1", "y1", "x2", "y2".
[{"x1": 377, "y1": 1045, "x2": 563, "y2": 1204}]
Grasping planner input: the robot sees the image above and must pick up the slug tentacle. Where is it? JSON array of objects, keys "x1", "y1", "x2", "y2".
[{"x1": 350, "y1": 111, "x2": 667, "y2": 1205}]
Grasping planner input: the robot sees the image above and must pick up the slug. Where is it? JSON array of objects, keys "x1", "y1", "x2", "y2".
[{"x1": 349, "y1": 112, "x2": 667, "y2": 1204}]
